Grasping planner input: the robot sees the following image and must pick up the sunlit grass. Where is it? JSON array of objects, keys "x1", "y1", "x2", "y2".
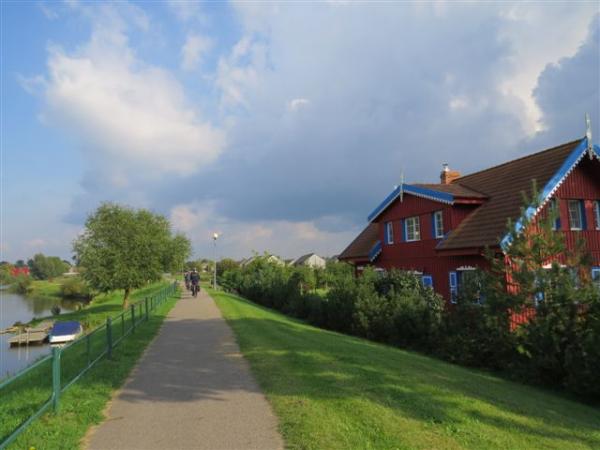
[
  {"x1": 210, "y1": 289, "x2": 600, "y2": 450},
  {"x1": 1, "y1": 284, "x2": 179, "y2": 450}
]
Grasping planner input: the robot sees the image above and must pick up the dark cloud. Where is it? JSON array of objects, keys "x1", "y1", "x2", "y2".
[
  {"x1": 66, "y1": 4, "x2": 599, "y2": 240},
  {"x1": 163, "y1": 5, "x2": 530, "y2": 225},
  {"x1": 527, "y1": 14, "x2": 599, "y2": 149}
]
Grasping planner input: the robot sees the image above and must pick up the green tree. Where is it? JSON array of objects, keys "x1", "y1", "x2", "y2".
[
  {"x1": 216, "y1": 258, "x2": 239, "y2": 277},
  {"x1": 27, "y1": 253, "x2": 69, "y2": 280},
  {"x1": 482, "y1": 184, "x2": 598, "y2": 389},
  {"x1": 162, "y1": 233, "x2": 192, "y2": 273},
  {"x1": 73, "y1": 203, "x2": 190, "y2": 308}
]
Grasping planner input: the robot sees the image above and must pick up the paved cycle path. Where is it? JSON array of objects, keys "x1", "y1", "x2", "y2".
[{"x1": 85, "y1": 289, "x2": 283, "y2": 450}]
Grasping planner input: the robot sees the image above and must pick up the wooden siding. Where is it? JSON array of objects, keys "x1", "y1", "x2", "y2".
[
  {"x1": 372, "y1": 155, "x2": 600, "y2": 303},
  {"x1": 554, "y1": 156, "x2": 600, "y2": 265}
]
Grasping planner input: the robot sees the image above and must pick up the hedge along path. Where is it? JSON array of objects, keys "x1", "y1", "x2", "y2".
[{"x1": 85, "y1": 288, "x2": 283, "y2": 450}]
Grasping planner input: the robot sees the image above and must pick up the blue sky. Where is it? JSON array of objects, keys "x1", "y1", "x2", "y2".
[{"x1": 1, "y1": 1, "x2": 599, "y2": 262}]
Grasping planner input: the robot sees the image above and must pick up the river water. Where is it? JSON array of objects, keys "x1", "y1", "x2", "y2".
[{"x1": 0, "y1": 290, "x2": 78, "y2": 378}]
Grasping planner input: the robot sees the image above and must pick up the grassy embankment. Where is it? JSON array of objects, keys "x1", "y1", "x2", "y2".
[
  {"x1": 1, "y1": 282, "x2": 179, "y2": 450},
  {"x1": 209, "y1": 288, "x2": 600, "y2": 450},
  {"x1": 29, "y1": 280, "x2": 168, "y2": 330}
]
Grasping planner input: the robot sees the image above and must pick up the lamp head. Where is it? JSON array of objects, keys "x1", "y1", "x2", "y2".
[{"x1": 213, "y1": 232, "x2": 219, "y2": 240}]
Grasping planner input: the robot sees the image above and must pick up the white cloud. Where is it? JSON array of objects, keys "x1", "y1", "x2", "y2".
[
  {"x1": 169, "y1": 202, "x2": 356, "y2": 259},
  {"x1": 37, "y1": 7, "x2": 225, "y2": 182},
  {"x1": 216, "y1": 36, "x2": 268, "y2": 109},
  {"x1": 38, "y1": 2, "x2": 59, "y2": 20},
  {"x1": 181, "y1": 33, "x2": 213, "y2": 71},
  {"x1": 26, "y1": 239, "x2": 47, "y2": 249},
  {"x1": 497, "y1": 3, "x2": 597, "y2": 134},
  {"x1": 449, "y1": 96, "x2": 468, "y2": 111},
  {"x1": 166, "y1": 0, "x2": 204, "y2": 22},
  {"x1": 288, "y1": 98, "x2": 310, "y2": 112}
]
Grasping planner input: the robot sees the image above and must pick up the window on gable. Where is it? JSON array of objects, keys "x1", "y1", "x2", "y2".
[
  {"x1": 433, "y1": 211, "x2": 444, "y2": 238},
  {"x1": 568, "y1": 200, "x2": 584, "y2": 230},
  {"x1": 405, "y1": 216, "x2": 420, "y2": 242},
  {"x1": 385, "y1": 221, "x2": 394, "y2": 245},
  {"x1": 595, "y1": 201, "x2": 600, "y2": 230}
]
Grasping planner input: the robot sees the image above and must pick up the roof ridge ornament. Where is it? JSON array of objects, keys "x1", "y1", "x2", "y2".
[
  {"x1": 586, "y1": 113, "x2": 593, "y2": 159},
  {"x1": 400, "y1": 170, "x2": 404, "y2": 203}
]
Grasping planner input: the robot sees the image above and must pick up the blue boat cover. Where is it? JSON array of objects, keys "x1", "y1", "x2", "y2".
[{"x1": 51, "y1": 321, "x2": 81, "y2": 336}]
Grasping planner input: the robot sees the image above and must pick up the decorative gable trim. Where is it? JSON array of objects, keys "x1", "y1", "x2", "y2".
[
  {"x1": 500, "y1": 138, "x2": 599, "y2": 251},
  {"x1": 369, "y1": 240, "x2": 382, "y2": 262},
  {"x1": 367, "y1": 184, "x2": 454, "y2": 222}
]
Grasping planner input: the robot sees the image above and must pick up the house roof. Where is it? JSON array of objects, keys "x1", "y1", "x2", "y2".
[
  {"x1": 367, "y1": 181, "x2": 489, "y2": 221},
  {"x1": 338, "y1": 223, "x2": 379, "y2": 261},
  {"x1": 438, "y1": 138, "x2": 593, "y2": 250},
  {"x1": 414, "y1": 184, "x2": 488, "y2": 199},
  {"x1": 293, "y1": 253, "x2": 322, "y2": 265}
]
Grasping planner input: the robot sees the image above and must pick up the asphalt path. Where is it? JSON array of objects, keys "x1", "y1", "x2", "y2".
[{"x1": 85, "y1": 288, "x2": 283, "y2": 450}]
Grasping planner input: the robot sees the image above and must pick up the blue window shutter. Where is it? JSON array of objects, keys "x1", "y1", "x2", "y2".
[
  {"x1": 553, "y1": 199, "x2": 561, "y2": 230},
  {"x1": 449, "y1": 271, "x2": 457, "y2": 303},
  {"x1": 580, "y1": 201, "x2": 587, "y2": 230}
]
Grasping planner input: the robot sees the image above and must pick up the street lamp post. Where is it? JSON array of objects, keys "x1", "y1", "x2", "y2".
[{"x1": 212, "y1": 233, "x2": 219, "y2": 289}]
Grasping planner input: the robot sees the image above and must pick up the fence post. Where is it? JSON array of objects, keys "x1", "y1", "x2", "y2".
[
  {"x1": 52, "y1": 347, "x2": 61, "y2": 412},
  {"x1": 131, "y1": 304, "x2": 136, "y2": 333},
  {"x1": 145, "y1": 297, "x2": 149, "y2": 321},
  {"x1": 106, "y1": 317, "x2": 113, "y2": 359}
]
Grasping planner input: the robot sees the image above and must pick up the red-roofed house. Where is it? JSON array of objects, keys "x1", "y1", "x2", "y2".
[{"x1": 339, "y1": 137, "x2": 600, "y2": 303}]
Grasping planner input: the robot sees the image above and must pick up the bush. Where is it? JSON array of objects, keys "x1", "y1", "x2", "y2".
[
  {"x1": 216, "y1": 230, "x2": 600, "y2": 400},
  {"x1": 11, "y1": 275, "x2": 32, "y2": 294},
  {"x1": 60, "y1": 277, "x2": 92, "y2": 300}
]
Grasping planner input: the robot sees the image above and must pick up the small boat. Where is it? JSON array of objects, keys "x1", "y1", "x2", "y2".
[{"x1": 49, "y1": 321, "x2": 83, "y2": 344}]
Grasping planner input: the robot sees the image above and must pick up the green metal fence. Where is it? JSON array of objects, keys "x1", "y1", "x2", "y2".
[{"x1": 0, "y1": 282, "x2": 178, "y2": 449}]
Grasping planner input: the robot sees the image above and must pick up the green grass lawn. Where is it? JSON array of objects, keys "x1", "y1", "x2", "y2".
[
  {"x1": 209, "y1": 289, "x2": 600, "y2": 450},
  {"x1": 1, "y1": 283, "x2": 179, "y2": 450},
  {"x1": 31, "y1": 281, "x2": 170, "y2": 330},
  {"x1": 27, "y1": 278, "x2": 67, "y2": 300}
]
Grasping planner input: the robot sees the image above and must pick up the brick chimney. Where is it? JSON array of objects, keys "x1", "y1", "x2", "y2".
[{"x1": 440, "y1": 163, "x2": 461, "y2": 185}]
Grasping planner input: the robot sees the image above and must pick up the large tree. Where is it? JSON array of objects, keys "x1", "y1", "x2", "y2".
[
  {"x1": 73, "y1": 203, "x2": 191, "y2": 308},
  {"x1": 27, "y1": 253, "x2": 69, "y2": 280}
]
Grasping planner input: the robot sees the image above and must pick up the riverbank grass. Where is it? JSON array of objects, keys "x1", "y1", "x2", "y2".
[
  {"x1": 31, "y1": 281, "x2": 169, "y2": 330},
  {"x1": 2, "y1": 284, "x2": 179, "y2": 450},
  {"x1": 210, "y1": 289, "x2": 600, "y2": 450}
]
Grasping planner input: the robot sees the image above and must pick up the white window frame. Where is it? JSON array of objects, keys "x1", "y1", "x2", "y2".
[
  {"x1": 405, "y1": 216, "x2": 420, "y2": 242},
  {"x1": 433, "y1": 211, "x2": 444, "y2": 238},
  {"x1": 385, "y1": 221, "x2": 394, "y2": 244},
  {"x1": 595, "y1": 201, "x2": 600, "y2": 230},
  {"x1": 568, "y1": 200, "x2": 582, "y2": 231}
]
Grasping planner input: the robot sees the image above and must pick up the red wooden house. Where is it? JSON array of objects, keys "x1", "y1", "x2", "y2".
[
  {"x1": 10, "y1": 266, "x2": 30, "y2": 277},
  {"x1": 339, "y1": 137, "x2": 600, "y2": 303}
]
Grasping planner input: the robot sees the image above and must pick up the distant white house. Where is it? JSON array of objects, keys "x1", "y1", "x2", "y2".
[
  {"x1": 62, "y1": 266, "x2": 79, "y2": 277},
  {"x1": 292, "y1": 253, "x2": 326, "y2": 269},
  {"x1": 240, "y1": 254, "x2": 285, "y2": 267}
]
